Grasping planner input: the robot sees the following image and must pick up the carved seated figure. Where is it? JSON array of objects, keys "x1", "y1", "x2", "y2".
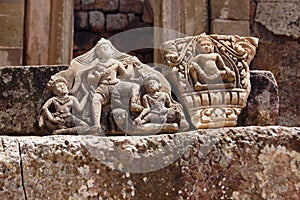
[
  {"x1": 40, "y1": 76, "x2": 89, "y2": 135},
  {"x1": 189, "y1": 37, "x2": 235, "y2": 91},
  {"x1": 133, "y1": 76, "x2": 189, "y2": 134}
]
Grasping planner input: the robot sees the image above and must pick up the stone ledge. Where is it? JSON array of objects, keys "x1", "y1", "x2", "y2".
[{"x1": 0, "y1": 126, "x2": 299, "y2": 199}]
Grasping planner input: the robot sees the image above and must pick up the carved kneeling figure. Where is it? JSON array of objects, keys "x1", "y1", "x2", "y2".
[{"x1": 40, "y1": 76, "x2": 89, "y2": 135}]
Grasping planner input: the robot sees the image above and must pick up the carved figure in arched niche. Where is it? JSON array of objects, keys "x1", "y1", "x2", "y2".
[
  {"x1": 189, "y1": 35, "x2": 235, "y2": 91},
  {"x1": 160, "y1": 33, "x2": 259, "y2": 129}
]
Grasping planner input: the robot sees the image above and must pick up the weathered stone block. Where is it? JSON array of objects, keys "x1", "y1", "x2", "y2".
[
  {"x1": 0, "y1": 137, "x2": 24, "y2": 199},
  {"x1": 74, "y1": 0, "x2": 81, "y2": 10},
  {"x1": 89, "y1": 11, "x2": 105, "y2": 32},
  {"x1": 120, "y1": 0, "x2": 143, "y2": 14},
  {"x1": 75, "y1": 11, "x2": 89, "y2": 30},
  {"x1": 106, "y1": 13, "x2": 129, "y2": 32},
  {"x1": 238, "y1": 70, "x2": 279, "y2": 126},
  {"x1": 74, "y1": 31, "x2": 99, "y2": 51},
  {"x1": 255, "y1": 2, "x2": 300, "y2": 38},
  {"x1": 93, "y1": 0, "x2": 119, "y2": 12},
  {"x1": 0, "y1": 48, "x2": 22, "y2": 66},
  {"x1": 81, "y1": 0, "x2": 119, "y2": 12},
  {"x1": 211, "y1": 19, "x2": 250, "y2": 36},
  {"x1": 0, "y1": 65, "x2": 68, "y2": 135},
  {"x1": 250, "y1": 36, "x2": 300, "y2": 126},
  {"x1": 0, "y1": 0, "x2": 25, "y2": 47},
  {"x1": 210, "y1": 0, "x2": 250, "y2": 20},
  {"x1": 11, "y1": 127, "x2": 300, "y2": 199}
]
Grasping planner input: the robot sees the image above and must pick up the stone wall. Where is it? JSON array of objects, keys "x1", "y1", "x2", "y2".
[
  {"x1": 1, "y1": 126, "x2": 299, "y2": 199},
  {"x1": 74, "y1": 0, "x2": 154, "y2": 64},
  {"x1": 249, "y1": 0, "x2": 300, "y2": 127}
]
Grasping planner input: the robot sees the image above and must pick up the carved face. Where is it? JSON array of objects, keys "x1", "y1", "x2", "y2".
[
  {"x1": 199, "y1": 40, "x2": 214, "y2": 53},
  {"x1": 145, "y1": 80, "x2": 160, "y2": 93},
  {"x1": 54, "y1": 82, "x2": 68, "y2": 96},
  {"x1": 96, "y1": 43, "x2": 113, "y2": 58}
]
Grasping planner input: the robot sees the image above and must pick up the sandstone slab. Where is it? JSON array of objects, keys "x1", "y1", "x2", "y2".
[
  {"x1": 12, "y1": 126, "x2": 300, "y2": 199},
  {"x1": 238, "y1": 70, "x2": 279, "y2": 126},
  {"x1": 0, "y1": 137, "x2": 24, "y2": 199},
  {"x1": 120, "y1": 0, "x2": 144, "y2": 15},
  {"x1": 250, "y1": 30, "x2": 300, "y2": 126},
  {"x1": 89, "y1": 11, "x2": 105, "y2": 33},
  {"x1": 106, "y1": 13, "x2": 129, "y2": 32},
  {"x1": 81, "y1": 0, "x2": 119, "y2": 12},
  {"x1": 0, "y1": 65, "x2": 68, "y2": 135},
  {"x1": 75, "y1": 11, "x2": 89, "y2": 30},
  {"x1": 255, "y1": 2, "x2": 300, "y2": 38}
]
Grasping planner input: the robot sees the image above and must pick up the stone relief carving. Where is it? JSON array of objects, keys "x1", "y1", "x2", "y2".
[
  {"x1": 160, "y1": 33, "x2": 258, "y2": 129},
  {"x1": 40, "y1": 38, "x2": 188, "y2": 135}
]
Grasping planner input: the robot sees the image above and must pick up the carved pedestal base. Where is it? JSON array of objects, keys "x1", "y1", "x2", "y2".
[{"x1": 182, "y1": 89, "x2": 247, "y2": 129}]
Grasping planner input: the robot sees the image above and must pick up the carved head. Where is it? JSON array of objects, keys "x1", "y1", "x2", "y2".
[
  {"x1": 95, "y1": 38, "x2": 113, "y2": 58},
  {"x1": 47, "y1": 76, "x2": 69, "y2": 96},
  {"x1": 143, "y1": 76, "x2": 161, "y2": 93},
  {"x1": 196, "y1": 34, "x2": 214, "y2": 54}
]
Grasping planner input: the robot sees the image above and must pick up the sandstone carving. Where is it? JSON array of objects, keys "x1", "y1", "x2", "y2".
[
  {"x1": 40, "y1": 38, "x2": 188, "y2": 135},
  {"x1": 160, "y1": 33, "x2": 259, "y2": 129}
]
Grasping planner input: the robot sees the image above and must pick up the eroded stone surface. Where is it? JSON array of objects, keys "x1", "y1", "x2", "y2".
[
  {"x1": 12, "y1": 126, "x2": 300, "y2": 199},
  {"x1": 0, "y1": 65, "x2": 68, "y2": 135},
  {"x1": 250, "y1": 23, "x2": 300, "y2": 126},
  {"x1": 238, "y1": 70, "x2": 279, "y2": 126},
  {"x1": 0, "y1": 137, "x2": 24, "y2": 199},
  {"x1": 255, "y1": 2, "x2": 300, "y2": 38}
]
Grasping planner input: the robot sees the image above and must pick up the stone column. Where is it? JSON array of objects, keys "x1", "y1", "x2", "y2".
[
  {"x1": 0, "y1": 0, "x2": 25, "y2": 66},
  {"x1": 153, "y1": 0, "x2": 209, "y2": 63},
  {"x1": 24, "y1": 0, "x2": 73, "y2": 65},
  {"x1": 48, "y1": 0, "x2": 74, "y2": 65},
  {"x1": 24, "y1": 0, "x2": 51, "y2": 65}
]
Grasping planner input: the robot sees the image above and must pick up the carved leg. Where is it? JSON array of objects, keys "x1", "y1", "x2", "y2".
[
  {"x1": 130, "y1": 84, "x2": 143, "y2": 112},
  {"x1": 91, "y1": 93, "x2": 103, "y2": 127}
]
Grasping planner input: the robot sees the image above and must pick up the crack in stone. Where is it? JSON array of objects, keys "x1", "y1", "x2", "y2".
[{"x1": 18, "y1": 142, "x2": 28, "y2": 200}]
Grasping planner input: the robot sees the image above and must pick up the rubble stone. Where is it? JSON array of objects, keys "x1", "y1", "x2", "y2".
[
  {"x1": 106, "y1": 14, "x2": 129, "y2": 32},
  {"x1": 89, "y1": 11, "x2": 105, "y2": 32},
  {"x1": 238, "y1": 70, "x2": 279, "y2": 126},
  {"x1": 74, "y1": 11, "x2": 89, "y2": 30},
  {"x1": 120, "y1": 0, "x2": 144, "y2": 14}
]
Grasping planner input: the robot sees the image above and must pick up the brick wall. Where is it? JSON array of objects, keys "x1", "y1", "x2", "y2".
[{"x1": 74, "y1": 0, "x2": 153, "y2": 63}]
